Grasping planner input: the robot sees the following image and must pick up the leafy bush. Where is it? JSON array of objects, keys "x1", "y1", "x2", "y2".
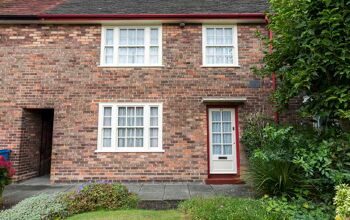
[
  {"x1": 244, "y1": 119, "x2": 350, "y2": 202},
  {"x1": 0, "y1": 193, "x2": 68, "y2": 220},
  {"x1": 241, "y1": 113, "x2": 273, "y2": 157},
  {"x1": 63, "y1": 182, "x2": 138, "y2": 215},
  {"x1": 263, "y1": 197, "x2": 334, "y2": 220},
  {"x1": 334, "y1": 184, "x2": 350, "y2": 219},
  {"x1": 0, "y1": 155, "x2": 15, "y2": 195},
  {"x1": 249, "y1": 159, "x2": 307, "y2": 198},
  {"x1": 179, "y1": 197, "x2": 279, "y2": 220}
]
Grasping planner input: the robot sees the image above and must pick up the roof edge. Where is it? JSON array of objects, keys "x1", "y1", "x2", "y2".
[{"x1": 37, "y1": 13, "x2": 266, "y2": 20}]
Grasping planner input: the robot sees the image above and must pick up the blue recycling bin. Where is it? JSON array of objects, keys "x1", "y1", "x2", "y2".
[{"x1": 0, "y1": 149, "x2": 11, "y2": 161}]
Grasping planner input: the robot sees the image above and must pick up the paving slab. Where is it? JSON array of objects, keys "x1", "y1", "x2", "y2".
[
  {"x1": 3, "y1": 176, "x2": 253, "y2": 209},
  {"x1": 189, "y1": 184, "x2": 215, "y2": 198},
  {"x1": 138, "y1": 184, "x2": 165, "y2": 201},
  {"x1": 164, "y1": 184, "x2": 190, "y2": 200}
]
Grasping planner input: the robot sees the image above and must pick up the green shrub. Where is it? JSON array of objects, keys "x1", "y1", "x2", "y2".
[
  {"x1": 334, "y1": 184, "x2": 350, "y2": 219},
  {"x1": 241, "y1": 113, "x2": 273, "y2": 157},
  {"x1": 0, "y1": 193, "x2": 68, "y2": 220},
  {"x1": 248, "y1": 159, "x2": 307, "y2": 198},
  {"x1": 63, "y1": 182, "x2": 138, "y2": 215},
  {"x1": 179, "y1": 197, "x2": 279, "y2": 220},
  {"x1": 263, "y1": 197, "x2": 334, "y2": 220}
]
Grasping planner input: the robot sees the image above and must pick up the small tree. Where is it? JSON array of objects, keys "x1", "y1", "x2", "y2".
[{"x1": 256, "y1": 0, "x2": 350, "y2": 121}]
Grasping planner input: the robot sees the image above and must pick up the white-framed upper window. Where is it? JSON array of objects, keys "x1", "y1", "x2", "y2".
[
  {"x1": 202, "y1": 25, "x2": 239, "y2": 67},
  {"x1": 97, "y1": 103, "x2": 163, "y2": 152},
  {"x1": 100, "y1": 26, "x2": 162, "y2": 67}
]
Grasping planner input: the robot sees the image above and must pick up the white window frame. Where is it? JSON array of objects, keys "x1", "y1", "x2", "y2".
[
  {"x1": 96, "y1": 103, "x2": 164, "y2": 153},
  {"x1": 202, "y1": 25, "x2": 239, "y2": 67},
  {"x1": 100, "y1": 26, "x2": 163, "y2": 67}
]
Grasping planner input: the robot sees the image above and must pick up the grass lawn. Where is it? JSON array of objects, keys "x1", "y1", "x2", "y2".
[{"x1": 67, "y1": 209, "x2": 187, "y2": 220}]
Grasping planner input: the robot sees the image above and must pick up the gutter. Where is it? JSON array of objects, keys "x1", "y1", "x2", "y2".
[
  {"x1": 265, "y1": 15, "x2": 279, "y2": 124},
  {"x1": 37, "y1": 13, "x2": 266, "y2": 20},
  {"x1": 0, "y1": 15, "x2": 39, "y2": 20}
]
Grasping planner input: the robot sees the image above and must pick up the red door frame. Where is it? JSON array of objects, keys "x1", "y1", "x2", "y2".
[{"x1": 206, "y1": 105, "x2": 241, "y2": 177}]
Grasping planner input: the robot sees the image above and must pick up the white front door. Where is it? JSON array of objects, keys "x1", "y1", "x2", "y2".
[{"x1": 209, "y1": 108, "x2": 237, "y2": 174}]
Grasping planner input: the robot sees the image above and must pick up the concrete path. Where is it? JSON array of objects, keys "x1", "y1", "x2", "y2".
[{"x1": 3, "y1": 176, "x2": 253, "y2": 209}]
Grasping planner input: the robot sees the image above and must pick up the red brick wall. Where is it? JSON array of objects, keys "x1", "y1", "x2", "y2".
[{"x1": 0, "y1": 23, "x2": 275, "y2": 183}]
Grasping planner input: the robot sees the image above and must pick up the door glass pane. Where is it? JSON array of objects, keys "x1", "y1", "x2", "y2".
[
  {"x1": 222, "y1": 111, "x2": 231, "y2": 121},
  {"x1": 223, "y1": 145, "x2": 232, "y2": 155},
  {"x1": 118, "y1": 117, "x2": 126, "y2": 126},
  {"x1": 150, "y1": 117, "x2": 158, "y2": 126},
  {"x1": 223, "y1": 134, "x2": 232, "y2": 144},
  {"x1": 212, "y1": 134, "x2": 221, "y2": 144},
  {"x1": 212, "y1": 122, "x2": 221, "y2": 132},
  {"x1": 223, "y1": 122, "x2": 231, "y2": 132},
  {"x1": 213, "y1": 145, "x2": 221, "y2": 155},
  {"x1": 212, "y1": 111, "x2": 221, "y2": 122}
]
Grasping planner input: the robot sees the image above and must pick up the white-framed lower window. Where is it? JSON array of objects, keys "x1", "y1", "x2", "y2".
[
  {"x1": 97, "y1": 103, "x2": 163, "y2": 152},
  {"x1": 100, "y1": 26, "x2": 162, "y2": 67},
  {"x1": 202, "y1": 25, "x2": 239, "y2": 67}
]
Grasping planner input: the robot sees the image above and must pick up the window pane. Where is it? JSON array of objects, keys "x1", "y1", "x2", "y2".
[
  {"x1": 118, "y1": 117, "x2": 126, "y2": 126},
  {"x1": 118, "y1": 107, "x2": 126, "y2": 116},
  {"x1": 213, "y1": 145, "x2": 221, "y2": 155},
  {"x1": 136, "y1": 128, "x2": 143, "y2": 137},
  {"x1": 151, "y1": 28, "x2": 158, "y2": 45},
  {"x1": 223, "y1": 145, "x2": 232, "y2": 155},
  {"x1": 103, "y1": 138, "x2": 111, "y2": 147},
  {"x1": 135, "y1": 138, "x2": 143, "y2": 147},
  {"x1": 150, "y1": 138, "x2": 158, "y2": 148},
  {"x1": 104, "y1": 107, "x2": 112, "y2": 117},
  {"x1": 212, "y1": 134, "x2": 221, "y2": 144},
  {"x1": 118, "y1": 138, "x2": 125, "y2": 147},
  {"x1": 127, "y1": 128, "x2": 135, "y2": 137},
  {"x1": 215, "y1": 47, "x2": 224, "y2": 64},
  {"x1": 136, "y1": 117, "x2": 143, "y2": 126},
  {"x1": 207, "y1": 28, "x2": 215, "y2": 45},
  {"x1": 105, "y1": 47, "x2": 113, "y2": 64},
  {"x1": 224, "y1": 28, "x2": 233, "y2": 44},
  {"x1": 136, "y1": 107, "x2": 143, "y2": 116},
  {"x1": 127, "y1": 117, "x2": 135, "y2": 126},
  {"x1": 128, "y1": 29, "x2": 137, "y2": 45},
  {"x1": 103, "y1": 117, "x2": 111, "y2": 126},
  {"x1": 127, "y1": 138, "x2": 134, "y2": 147},
  {"x1": 106, "y1": 29, "x2": 114, "y2": 45},
  {"x1": 150, "y1": 107, "x2": 158, "y2": 116},
  {"x1": 150, "y1": 128, "x2": 158, "y2": 137},
  {"x1": 216, "y1": 28, "x2": 224, "y2": 44},
  {"x1": 119, "y1": 47, "x2": 127, "y2": 64},
  {"x1": 136, "y1": 29, "x2": 144, "y2": 45},
  {"x1": 150, "y1": 46, "x2": 159, "y2": 65},
  {"x1": 127, "y1": 107, "x2": 135, "y2": 116},
  {"x1": 118, "y1": 128, "x2": 126, "y2": 137},
  {"x1": 223, "y1": 134, "x2": 232, "y2": 143},
  {"x1": 103, "y1": 128, "x2": 111, "y2": 138},
  {"x1": 150, "y1": 117, "x2": 158, "y2": 126},
  {"x1": 119, "y1": 29, "x2": 128, "y2": 45}
]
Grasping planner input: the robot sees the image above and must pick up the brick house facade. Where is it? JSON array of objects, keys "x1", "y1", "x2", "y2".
[{"x1": 0, "y1": 0, "x2": 287, "y2": 184}]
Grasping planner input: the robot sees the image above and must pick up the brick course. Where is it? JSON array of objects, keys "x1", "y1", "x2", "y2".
[{"x1": 0, "y1": 23, "x2": 275, "y2": 183}]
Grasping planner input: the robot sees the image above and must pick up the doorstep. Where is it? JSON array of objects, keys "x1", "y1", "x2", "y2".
[{"x1": 205, "y1": 174, "x2": 245, "y2": 185}]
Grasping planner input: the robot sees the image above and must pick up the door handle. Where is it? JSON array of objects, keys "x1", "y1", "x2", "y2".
[{"x1": 232, "y1": 127, "x2": 235, "y2": 131}]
